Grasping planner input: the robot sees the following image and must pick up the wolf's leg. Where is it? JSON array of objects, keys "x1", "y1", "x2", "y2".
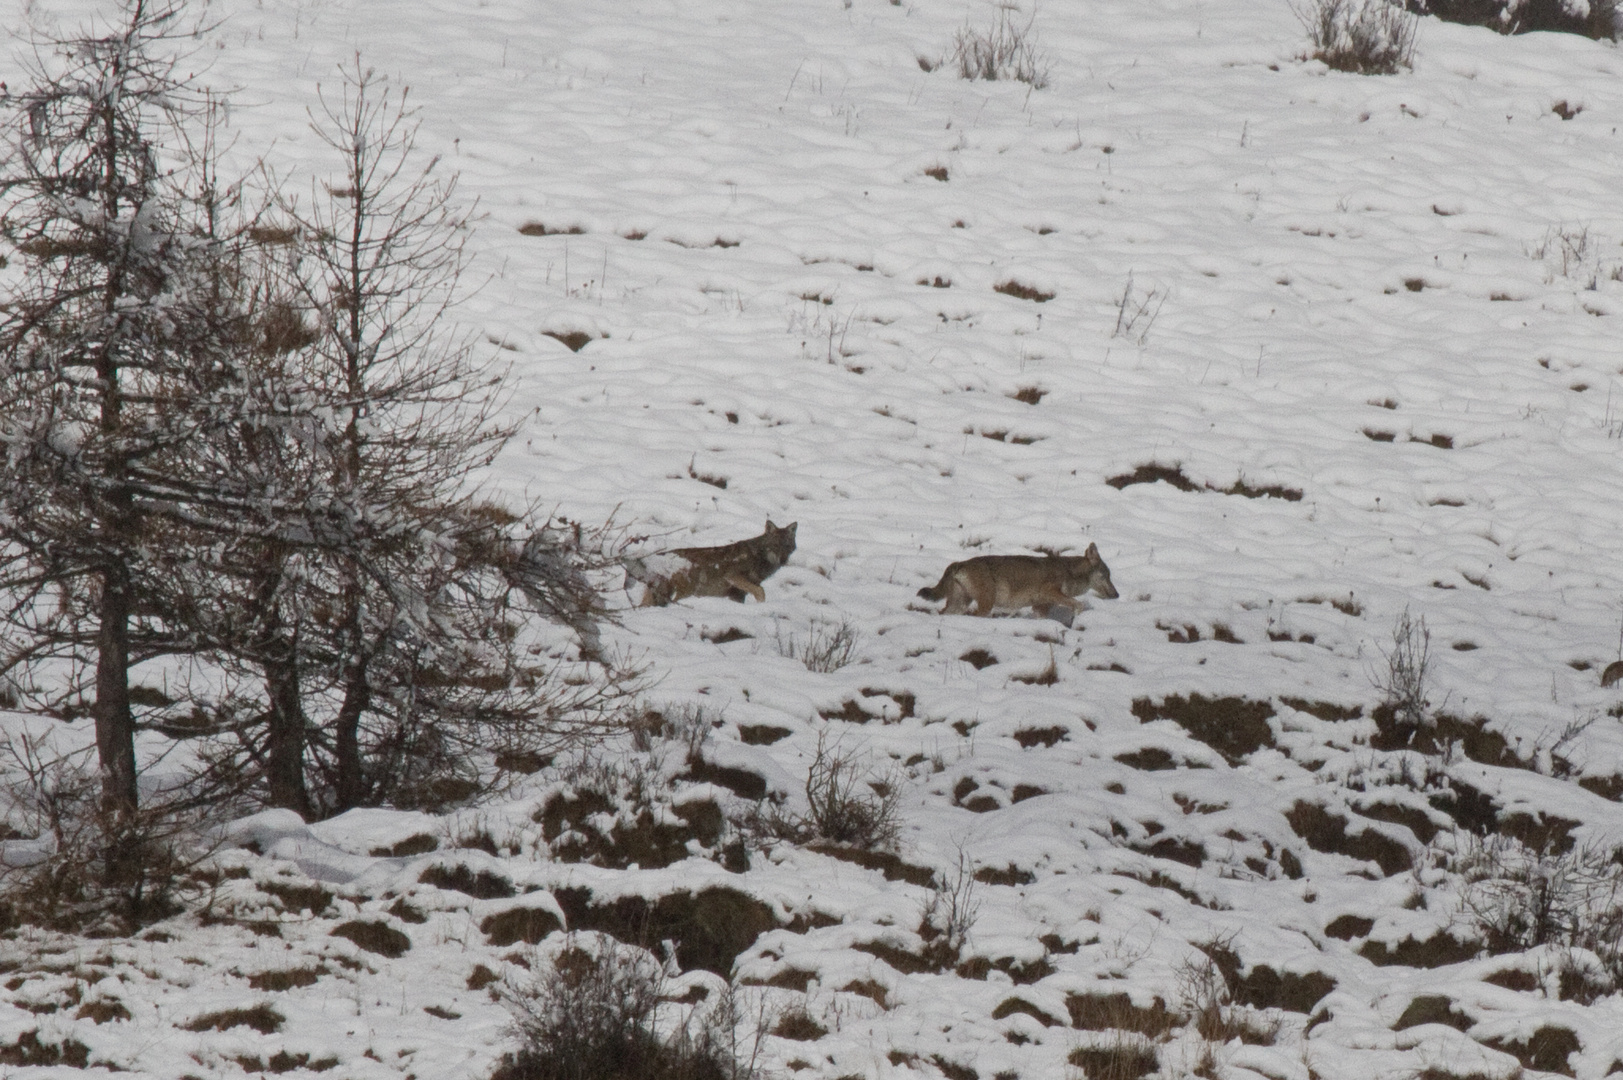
[
  {"x1": 943, "y1": 584, "x2": 971, "y2": 615},
  {"x1": 726, "y1": 574, "x2": 767, "y2": 602}
]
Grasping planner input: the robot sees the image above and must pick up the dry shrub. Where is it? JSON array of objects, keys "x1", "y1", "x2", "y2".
[
  {"x1": 1453, "y1": 834, "x2": 1623, "y2": 988},
  {"x1": 918, "y1": 850, "x2": 979, "y2": 969},
  {"x1": 950, "y1": 7, "x2": 1051, "y2": 87},
  {"x1": 498, "y1": 936, "x2": 764, "y2": 1080},
  {"x1": 802, "y1": 732, "x2": 902, "y2": 849},
  {"x1": 1068, "y1": 1035, "x2": 1158, "y2": 1080},
  {"x1": 0, "y1": 731, "x2": 205, "y2": 935},
  {"x1": 1291, "y1": 0, "x2": 1418, "y2": 73},
  {"x1": 773, "y1": 620, "x2": 860, "y2": 673}
]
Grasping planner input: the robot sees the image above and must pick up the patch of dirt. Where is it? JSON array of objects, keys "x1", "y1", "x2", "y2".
[
  {"x1": 1065, "y1": 992, "x2": 1179, "y2": 1036},
  {"x1": 369, "y1": 833, "x2": 438, "y2": 857},
  {"x1": 0, "y1": 1032, "x2": 90, "y2": 1068},
  {"x1": 185, "y1": 1004, "x2": 285, "y2": 1034},
  {"x1": 330, "y1": 920, "x2": 412, "y2": 959},
  {"x1": 552, "y1": 886, "x2": 779, "y2": 976},
  {"x1": 1199, "y1": 943, "x2": 1337, "y2": 1012},
  {"x1": 1323, "y1": 915, "x2": 1374, "y2": 940},
  {"x1": 960, "y1": 648, "x2": 998, "y2": 670},
  {"x1": 1358, "y1": 932, "x2": 1480, "y2": 968},
  {"x1": 481, "y1": 905, "x2": 563, "y2": 947},
  {"x1": 682, "y1": 758, "x2": 768, "y2": 801},
  {"x1": 1483, "y1": 1026, "x2": 1580, "y2": 1077},
  {"x1": 1132, "y1": 694, "x2": 1277, "y2": 763},
  {"x1": 419, "y1": 863, "x2": 516, "y2": 899},
  {"x1": 739, "y1": 724, "x2": 792, "y2": 745},
  {"x1": 993, "y1": 996, "x2": 1063, "y2": 1026},
  {"x1": 1013, "y1": 725, "x2": 1068, "y2": 748},
  {"x1": 1285, "y1": 801, "x2": 1413, "y2": 876},
  {"x1": 808, "y1": 844, "x2": 935, "y2": 886},
  {"x1": 1393, "y1": 995, "x2": 1473, "y2": 1032},
  {"x1": 1279, "y1": 697, "x2": 1363, "y2": 722}
]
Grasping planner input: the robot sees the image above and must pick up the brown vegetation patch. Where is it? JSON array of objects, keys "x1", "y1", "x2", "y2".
[
  {"x1": 958, "y1": 956, "x2": 1055, "y2": 984},
  {"x1": 861, "y1": 688, "x2": 916, "y2": 719},
  {"x1": 1221, "y1": 478, "x2": 1303, "y2": 501},
  {"x1": 1013, "y1": 725, "x2": 1067, "y2": 748},
  {"x1": 1483, "y1": 1025, "x2": 1579, "y2": 1076},
  {"x1": 932, "y1": 1055, "x2": 979, "y2": 1080},
  {"x1": 387, "y1": 898, "x2": 428, "y2": 924},
  {"x1": 467, "y1": 964, "x2": 500, "y2": 991},
  {"x1": 258, "y1": 879, "x2": 333, "y2": 914},
  {"x1": 552, "y1": 886, "x2": 778, "y2": 976},
  {"x1": 974, "y1": 865, "x2": 1035, "y2": 887},
  {"x1": 518, "y1": 222, "x2": 584, "y2": 236},
  {"x1": 331, "y1": 920, "x2": 412, "y2": 958},
  {"x1": 1364, "y1": 428, "x2": 1397, "y2": 441},
  {"x1": 186, "y1": 1004, "x2": 285, "y2": 1034},
  {"x1": 1579, "y1": 774, "x2": 1623, "y2": 801},
  {"x1": 1012, "y1": 386, "x2": 1047, "y2": 405},
  {"x1": 1279, "y1": 697, "x2": 1362, "y2": 722},
  {"x1": 1498, "y1": 811, "x2": 1579, "y2": 854},
  {"x1": 1068, "y1": 1043, "x2": 1157, "y2": 1080},
  {"x1": 370, "y1": 833, "x2": 438, "y2": 857},
  {"x1": 247, "y1": 965, "x2": 328, "y2": 991},
  {"x1": 1483, "y1": 968, "x2": 1539, "y2": 992},
  {"x1": 1114, "y1": 747, "x2": 1178, "y2": 771},
  {"x1": 74, "y1": 999, "x2": 132, "y2": 1023},
  {"x1": 543, "y1": 330, "x2": 594, "y2": 352},
  {"x1": 0, "y1": 1032, "x2": 90, "y2": 1068},
  {"x1": 960, "y1": 648, "x2": 998, "y2": 670},
  {"x1": 773, "y1": 1006, "x2": 828, "y2": 1041},
  {"x1": 1107, "y1": 462, "x2": 1198, "y2": 492},
  {"x1": 1285, "y1": 801, "x2": 1412, "y2": 875},
  {"x1": 683, "y1": 758, "x2": 768, "y2": 801},
  {"x1": 994, "y1": 280, "x2": 1055, "y2": 303},
  {"x1": 1353, "y1": 799, "x2": 1441, "y2": 844},
  {"x1": 481, "y1": 905, "x2": 564, "y2": 947},
  {"x1": 739, "y1": 724, "x2": 792, "y2": 745},
  {"x1": 419, "y1": 863, "x2": 516, "y2": 899},
  {"x1": 820, "y1": 700, "x2": 872, "y2": 724},
  {"x1": 1138, "y1": 837, "x2": 1206, "y2": 867},
  {"x1": 1066, "y1": 992, "x2": 1178, "y2": 1036},
  {"x1": 1324, "y1": 914, "x2": 1374, "y2": 940},
  {"x1": 1132, "y1": 694, "x2": 1276, "y2": 764},
  {"x1": 1393, "y1": 994, "x2": 1472, "y2": 1032},
  {"x1": 992, "y1": 996, "x2": 1062, "y2": 1026},
  {"x1": 808, "y1": 843, "x2": 935, "y2": 886},
  {"x1": 702, "y1": 626, "x2": 751, "y2": 644},
  {"x1": 855, "y1": 940, "x2": 933, "y2": 975},
  {"x1": 842, "y1": 979, "x2": 889, "y2": 1008},
  {"x1": 924, "y1": 165, "x2": 950, "y2": 181},
  {"x1": 1358, "y1": 932, "x2": 1479, "y2": 968}
]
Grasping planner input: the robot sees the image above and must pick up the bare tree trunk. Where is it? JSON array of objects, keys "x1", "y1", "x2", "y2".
[
  {"x1": 263, "y1": 650, "x2": 310, "y2": 818},
  {"x1": 94, "y1": 563, "x2": 137, "y2": 815},
  {"x1": 333, "y1": 649, "x2": 369, "y2": 812}
]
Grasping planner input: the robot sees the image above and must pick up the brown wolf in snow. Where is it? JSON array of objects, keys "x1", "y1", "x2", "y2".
[
  {"x1": 917, "y1": 544, "x2": 1118, "y2": 622},
  {"x1": 627, "y1": 520, "x2": 797, "y2": 606}
]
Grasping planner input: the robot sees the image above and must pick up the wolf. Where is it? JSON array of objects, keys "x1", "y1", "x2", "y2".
[
  {"x1": 626, "y1": 520, "x2": 797, "y2": 607},
  {"x1": 917, "y1": 544, "x2": 1118, "y2": 622}
]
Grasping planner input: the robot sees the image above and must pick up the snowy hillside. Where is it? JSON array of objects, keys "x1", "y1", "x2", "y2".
[{"x1": 9, "y1": 1, "x2": 1623, "y2": 1078}]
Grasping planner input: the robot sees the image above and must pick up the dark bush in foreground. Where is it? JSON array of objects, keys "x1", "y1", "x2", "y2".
[{"x1": 497, "y1": 938, "x2": 761, "y2": 1080}]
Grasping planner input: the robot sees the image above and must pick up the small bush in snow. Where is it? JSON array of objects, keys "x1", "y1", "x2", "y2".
[
  {"x1": 949, "y1": 7, "x2": 1052, "y2": 89},
  {"x1": 498, "y1": 936, "x2": 762, "y2": 1080},
  {"x1": 773, "y1": 620, "x2": 860, "y2": 673},
  {"x1": 1452, "y1": 835, "x2": 1623, "y2": 993},
  {"x1": 1373, "y1": 607, "x2": 1433, "y2": 732},
  {"x1": 802, "y1": 732, "x2": 903, "y2": 849},
  {"x1": 918, "y1": 849, "x2": 980, "y2": 969},
  {"x1": 0, "y1": 732, "x2": 203, "y2": 935},
  {"x1": 1291, "y1": 0, "x2": 1418, "y2": 74}
]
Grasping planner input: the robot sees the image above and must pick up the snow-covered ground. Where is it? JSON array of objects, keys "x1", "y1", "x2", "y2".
[{"x1": 9, "y1": 0, "x2": 1623, "y2": 1077}]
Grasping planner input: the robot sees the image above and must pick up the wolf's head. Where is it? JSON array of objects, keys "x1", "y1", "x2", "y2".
[
  {"x1": 763, "y1": 519, "x2": 798, "y2": 565},
  {"x1": 1073, "y1": 542, "x2": 1118, "y2": 599}
]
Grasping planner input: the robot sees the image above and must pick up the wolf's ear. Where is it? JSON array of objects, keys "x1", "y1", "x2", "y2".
[
  {"x1": 765, "y1": 519, "x2": 779, "y2": 531},
  {"x1": 786, "y1": 522, "x2": 798, "y2": 539},
  {"x1": 1085, "y1": 542, "x2": 1099, "y2": 556}
]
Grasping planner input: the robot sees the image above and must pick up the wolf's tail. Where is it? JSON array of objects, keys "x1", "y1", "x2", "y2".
[{"x1": 917, "y1": 571, "x2": 953, "y2": 602}]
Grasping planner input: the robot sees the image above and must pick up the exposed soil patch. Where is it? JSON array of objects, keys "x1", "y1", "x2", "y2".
[
  {"x1": 480, "y1": 904, "x2": 563, "y2": 947},
  {"x1": 1114, "y1": 747, "x2": 1179, "y2": 771},
  {"x1": 1352, "y1": 799, "x2": 1442, "y2": 844},
  {"x1": 739, "y1": 724, "x2": 792, "y2": 745},
  {"x1": 1323, "y1": 914, "x2": 1374, "y2": 940},
  {"x1": 1065, "y1": 992, "x2": 1179, "y2": 1036},
  {"x1": 682, "y1": 758, "x2": 768, "y2": 801},
  {"x1": 1483, "y1": 1025, "x2": 1580, "y2": 1076},
  {"x1": 993, "y1": 996, "x2": 1064, "y2": 1026},
  {"x1": 1358, "y1": 932, "x2": 1480, "y2": 968},
  {"x1": 186, "y1": 1004, "x2": 285, "y2": 1034},
  {"x1": 960, "y1": 648, "x2": 998, "y2": 669},
  {"x1": 247, "y1": 965, "x2": 328, "y2": 991},
  {"x1": 1279, "y1": 697, "x2": 1363, "y2": 722},
  {"x1": 1286, "y1": 801, "x2": 1412, "y2": 876},
  {"x1": 1393, "y1": 995, "x2": 1473, "y2": 1032},
  {"x1": 1069, "y1": 1044, "x2": 1156, "y2": 1080},
  {"x1": 552, "y1": 885, "x2": 779, "y2": 976},
  {"x1": 1370, "y1": 705, "x2": 1529, "y2": 770},
  {"x1": 257, "y1": 879, "x2": 333, "y2": 914},
  {"x1": 1199, "y1": 942, "x2": 1337, "y2": 1012},
  {"x1": 974, "y1": 865, "x2": 1036, "y2": 886},
  {"x1": 419, "y1": 863, "x2": 516, "y2": 899},
  {"x1": 0, "y1": 1032, "x2": 90, "y2": 1068},
  {"x1": 1013, "y1": 725, "x2": 1068, "y2": 748},
  {"x1": 1132, "y1": 694, "x2": 1276, "y2": 763},
  {"x1": 543, "y1": 329, "x2": 595, "y2": 352},
  {"x1": 958, "y1": 955, "x2": 1055, "y2": 984},
  {"x1": 370, "y1": 833, "x2": 438, "y2": 857},
  {"x1": 1108, "y1": 462, "x2": 1199, "y2": 492},
  {"x1": 330, "y1": 920, "x2": 412, "y2": 959},
  {"x1": 993, "y1": 280, "x2": 1055, "y2": 302}
]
